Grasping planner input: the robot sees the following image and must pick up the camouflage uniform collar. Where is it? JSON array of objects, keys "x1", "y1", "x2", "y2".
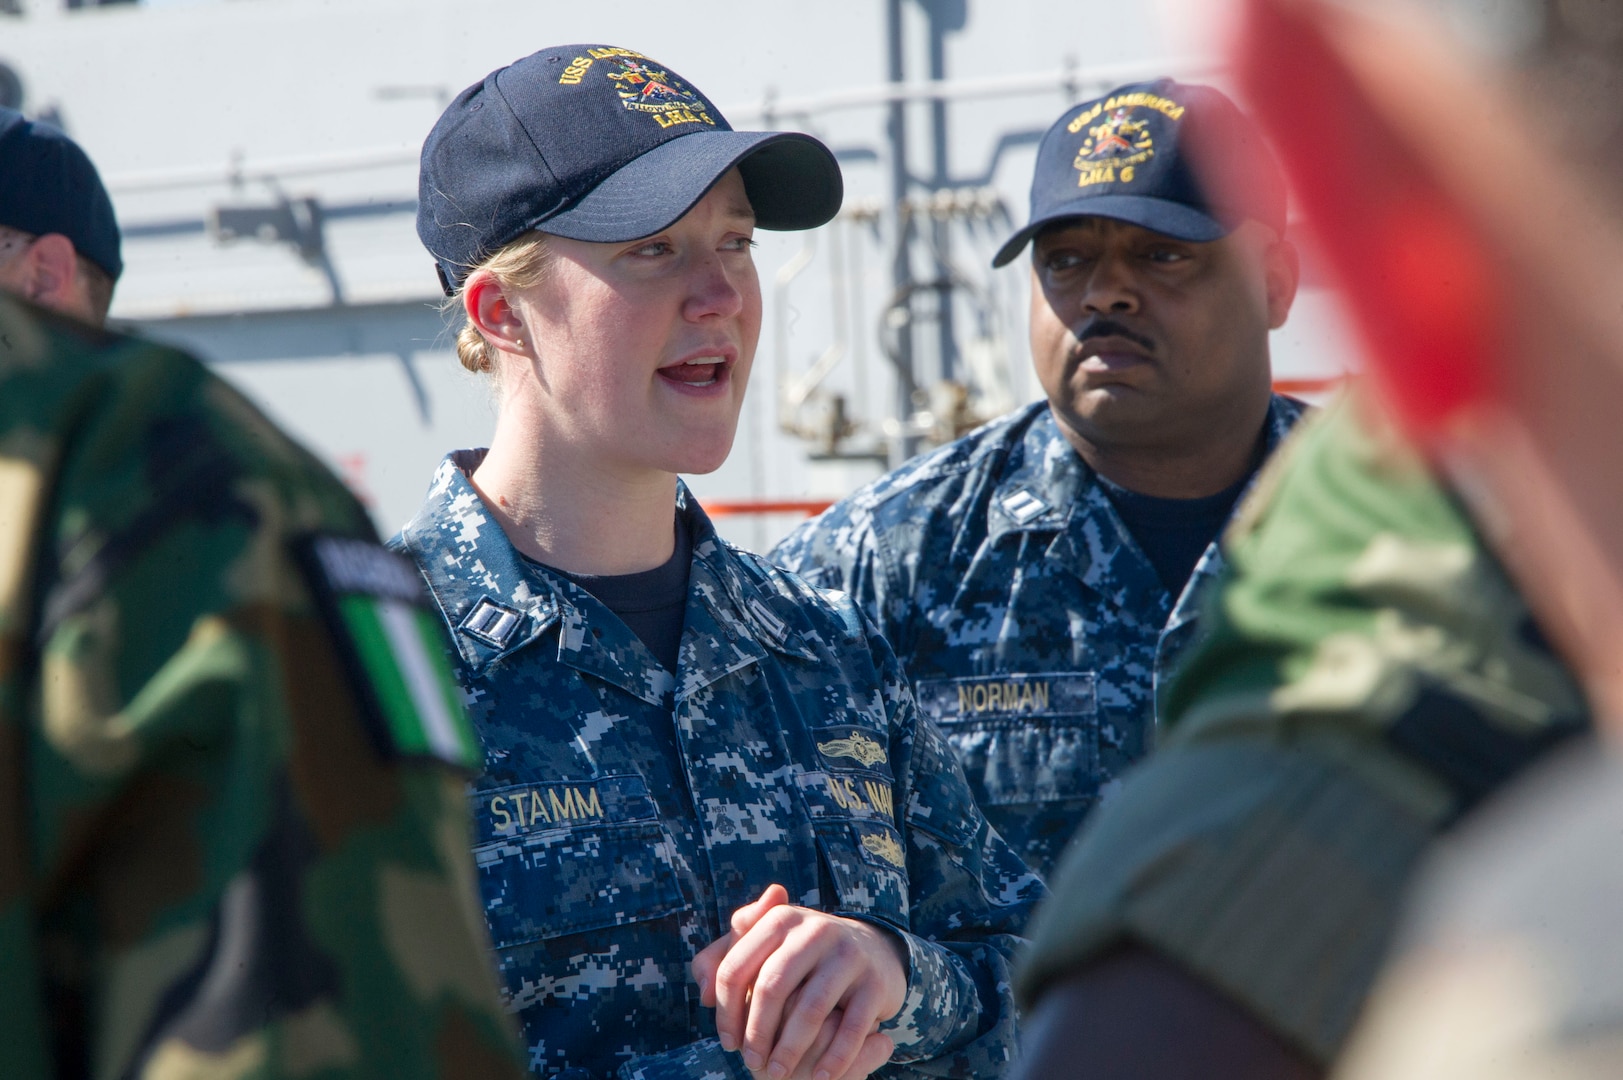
[
  {"x1": 980, "y1": 407, "x2": 1171, "y2": 612},
  {"x1": 988, "y1": 395, "x2": 1308, "y2": 544},
  {"x1": 1262, "y1": 393, "x2": 1309, "y2": 449},
  {"x1": 985, "y1": 407, "x2": 1088, "y2": 545},
  {"x1": 679, "y1": 482, "x2": 822, "y2": 673},
  {"x1": 396, "y1": 457, "x2": 818, "y2": 698},
  {"x1": 989, "y1": 395, "x2": 1311, "y2": 604},
  {"x1": 396, "y1": 450, "x2": 562, "y2": 677}
]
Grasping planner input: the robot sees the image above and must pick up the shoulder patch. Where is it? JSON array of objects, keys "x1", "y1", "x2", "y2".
[{"x1": 294, "y1": 534, "x2": 481, "y2": 772}]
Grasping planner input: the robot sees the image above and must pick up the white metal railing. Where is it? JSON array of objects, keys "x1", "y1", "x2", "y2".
[
  {"x1": 101, "y1": 57, "x2": 1222, "y2": 195},
  {"x1": 728, "y1": 56, "x2": 1221, "y2": 123}
]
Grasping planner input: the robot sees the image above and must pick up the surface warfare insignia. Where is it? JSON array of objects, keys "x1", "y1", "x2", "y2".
[
  {"x1": 860, "y1": 830, "x2": 906, "y2": 869},
  {"x1": 294, "y1": 534, "x2": 482, "y2": 772},
  {"x1": 818, "y1": 732, "x2": 888, "y2": 768}
]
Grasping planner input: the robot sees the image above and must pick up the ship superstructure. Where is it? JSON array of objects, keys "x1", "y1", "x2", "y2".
[{"x1": 0, "y1": 0, "x2": 1353, "y2": 546}]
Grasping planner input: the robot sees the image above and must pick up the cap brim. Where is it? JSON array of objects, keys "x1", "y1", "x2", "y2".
[
  {"x1": 539, "y1": 129, "x2": 842, "y2": 243},
  {"x1": 990, "y1": 194, "x2": 1230, "y2": 268}
]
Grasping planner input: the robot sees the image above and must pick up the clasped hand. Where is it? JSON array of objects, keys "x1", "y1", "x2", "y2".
[{"x1": 692, "y1": 884, "x2": 909, "y2": 1080}]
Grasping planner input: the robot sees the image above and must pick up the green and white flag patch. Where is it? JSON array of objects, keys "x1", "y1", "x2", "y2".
[{"x1": 296, "y1": 534, "x2": 481, "y2": 771}]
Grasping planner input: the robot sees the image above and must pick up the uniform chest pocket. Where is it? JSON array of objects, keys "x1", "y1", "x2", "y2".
[
  {"x1": 812, "y1": 818, "x2": 911, "y2": 929},
  {"x1": 913, "y1": 673, "x2": 1100, "y2": 807},
  {"x1": 794, "y1": 730, "x2": 911, "y2": 929},
  {"x1": 471, "y1": 774, "x2": 685, "y2": 950}
]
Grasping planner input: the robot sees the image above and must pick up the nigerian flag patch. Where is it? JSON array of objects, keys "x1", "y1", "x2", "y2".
[{"x1": 295, "y1": 534, "x2": 481, "y2": 772}]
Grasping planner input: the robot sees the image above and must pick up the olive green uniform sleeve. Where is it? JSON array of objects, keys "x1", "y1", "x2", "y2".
[
  {"x1": 1015, "y1": 387, "x2": 1588, "y2": 1064},
  {"x1": 0, "y1": 298, "x2": 523, "y2": 1079}
]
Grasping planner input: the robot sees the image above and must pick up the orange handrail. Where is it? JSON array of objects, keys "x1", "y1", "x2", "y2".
[
  {"x1": 703, "y1": 499, "x2": 835, "y2": 518},
  {"x1": 705, "y1": 378, "x2": 1347, "y2": 519},
  {"x1": 1273, "y1": 375, "x2": 1346, "y2": 395}
]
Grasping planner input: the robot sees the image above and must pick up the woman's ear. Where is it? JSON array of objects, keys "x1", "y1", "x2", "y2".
[{"x1": 464, "y1": 271, "x2": 529, "y2": 356}]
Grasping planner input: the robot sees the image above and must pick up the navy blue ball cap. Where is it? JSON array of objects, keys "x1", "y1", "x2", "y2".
[
  {"x1": 419, "y1": 46, "x2": 843, "y2": 294},
  {"x1": 992, "y1": 78, "x2": 1286, "y2": 268},
  {"x1": 0, "y1": 106, "x2": 122, "y2": 281}
]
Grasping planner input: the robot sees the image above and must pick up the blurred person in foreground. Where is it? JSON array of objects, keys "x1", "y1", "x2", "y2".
[
  {"x1": 396, "y1": 45, "x2": 1040, "y2": 1080},
  {"x1": 1330, "y1": 733, "x2": 1622, "y2": 1080},
  {"x1": 0, "y1": 106, "x2": 120, "y2": 326},
  {"x1": 1009, "y1": 0, "x2": 1623, "y2": 1076},
  {"x1": 0, "y1": 298, "x2": 526, "y2": 1076},
  {"x1": 772, "y1": 79, "x2": 1307, "y2": 878},
  {"x1": 1011, "y1": 390, "x2": 1588, "y2": 1080},
  {"x1": 1320, "y1": 1, "x2": 1623, "y2": 1076}
]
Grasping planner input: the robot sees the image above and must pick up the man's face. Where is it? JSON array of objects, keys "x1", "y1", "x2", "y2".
[{"x1": 1029, "y1": 216, "x2": 1294, "y2": 459}]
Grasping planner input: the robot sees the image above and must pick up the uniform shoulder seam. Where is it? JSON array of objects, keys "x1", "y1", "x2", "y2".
[{"x1": 851, "y1": 404, "x2": 1040, "y2": 512}]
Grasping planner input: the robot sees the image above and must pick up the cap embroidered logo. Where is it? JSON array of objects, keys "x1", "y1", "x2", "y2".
[
  {"x1": 605, "y1": 55, "x2": 715, "y2": 128},
  {"x1": 1076, "y1": 108, "x2": 1156, "y2": 187},
  {"x1": 990, "y1": 78, "x2": 1285, "y2": 267}
]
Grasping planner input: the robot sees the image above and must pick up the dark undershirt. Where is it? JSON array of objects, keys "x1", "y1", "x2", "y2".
[
  {"x1": 525, "y1": 520, "x2": 709, "y2": 924},
  {"x1": 1099, "y1": 470, "x2": 1255, "y2": 597},
  {"x1": 527, "y1": 515, "x2": 692, "y2": 674}
]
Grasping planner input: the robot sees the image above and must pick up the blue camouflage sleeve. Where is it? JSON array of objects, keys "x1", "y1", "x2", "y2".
[
  {"x1": 771, "y1": 505, "x2": 896, "y2": 638},
  {"x1": 617, "y1": 1037, "x2": 752, "y2": 1080},
  {"x1": 838, "y1": 597, "x2": 1046, "y2": 1077}
]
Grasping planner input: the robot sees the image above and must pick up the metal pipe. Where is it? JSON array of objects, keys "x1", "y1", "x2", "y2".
[
  {"x1": 773, "y1": 230, "x2": 819, "y2": 431},
  {"x1": 105, "y1": 145, "x2": 421, "y2": 194},
  {"x1": 926, "y1": 0, "x2": 957, "y2": 385},
  {"x1": 887, "y1": 0, "x2": 918, "y2": 462},
  {"x1": 725, "y1": 57, "x2": 1220, "y2": 122},
  {"x1": 848, "y1": 212, "x2": 873, "y2": 427}
]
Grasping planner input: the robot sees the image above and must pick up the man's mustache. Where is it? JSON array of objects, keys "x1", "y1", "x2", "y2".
[{"x1": 1075, "y1": 317, "x2": 1155, "y2": 353}]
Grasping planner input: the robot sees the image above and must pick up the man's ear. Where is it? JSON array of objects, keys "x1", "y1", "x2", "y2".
[
  {"x1": 1264, "y1": 237, "x2": 1301, "y2": 330},
  {"x1": 18, "y1": 234, "x2": 82, "y2": 306},
  {"x1": 464, "y1": 271, "x2": 528, "y2": 356}
]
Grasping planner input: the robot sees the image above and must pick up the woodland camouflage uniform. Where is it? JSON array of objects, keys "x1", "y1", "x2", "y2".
[{"x1": 0, "y1": 297, "x2": 523, "y2": 1079}]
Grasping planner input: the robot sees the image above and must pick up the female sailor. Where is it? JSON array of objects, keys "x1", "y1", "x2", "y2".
[{"x1": 395, "y1": 44, "x2": 1042, "y2": 1080}]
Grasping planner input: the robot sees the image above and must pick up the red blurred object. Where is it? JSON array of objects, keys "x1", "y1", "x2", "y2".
[
  {"x1": 1228, "y1": 0, "x2": 1623, "y2": 718},
  {"x1": 1232, "y1": 0, "x2": 1504, "y2": 440}
]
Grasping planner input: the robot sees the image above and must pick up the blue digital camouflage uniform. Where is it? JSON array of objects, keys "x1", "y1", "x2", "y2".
[
  {"x1": 392, "y1": 451, "x2": 1045, "y2": 1080},
  {"x1": 770, "y1": 396, "x2": 1307, "y2": 877}
]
